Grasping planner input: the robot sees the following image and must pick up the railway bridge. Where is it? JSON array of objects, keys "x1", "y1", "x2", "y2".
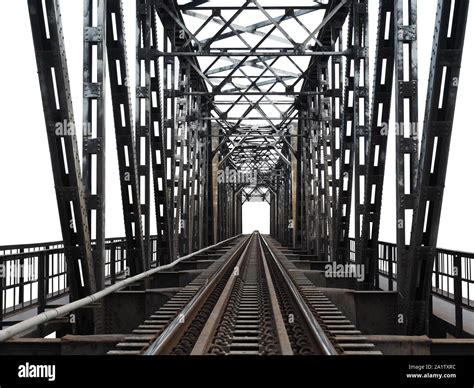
[{"x1": 0, "y1": 0, "x2": 473, "y2": 358}]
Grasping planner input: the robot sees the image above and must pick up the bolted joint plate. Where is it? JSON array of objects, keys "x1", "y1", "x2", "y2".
[
  {"x1": 398, "y1": 25, "x2": 416, "y2": 42},
  {"x1": 84, "y1": 138, "x2": 102, "y2": 154},
  {"x1": 56, "y1": 187, "x2": 79, "y2": 202},
  {"x1": 399, "y1": 138, "x2": 418, "y2": 153},
  {"x1": 84, "y1": 26, "x2": 103, "y2": 42},
  {"x1": 398, "y1": 80, "x2": 417, "y2": 97},
  {"x1": 84, "y1": 82, "x2": 102, "y2": 98}
]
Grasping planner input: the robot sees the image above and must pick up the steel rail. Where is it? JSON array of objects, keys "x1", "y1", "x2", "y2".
[
  {"x1": 260, "y1": 235, "x2": 338, "y2": 355},
  {"x1": 144, "y1": 234, "x2": 254, "y2": 355},
  {"x1": 189, "y1": 232, "x2": 293, "y2": 355},
  {"x1": 190, "y1": 233, "x2": 257, "y2": 354},
  {"x1": 257, "y1": 234, "x2": 293, "y2": 355}
]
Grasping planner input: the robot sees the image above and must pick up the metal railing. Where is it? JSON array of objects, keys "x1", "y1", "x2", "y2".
[
  {"x1": 0, "y1": 235, "x2": 241, "y2": 343},
  {"x1": 349, "y1": 238, "x2": 474, "y2": 334},
  {"x1": 2, "y1": 236, "x2": 473, "y2": 333},
  {"x1": 0, "y1": 236, "x2": 160, "y2": 327}
]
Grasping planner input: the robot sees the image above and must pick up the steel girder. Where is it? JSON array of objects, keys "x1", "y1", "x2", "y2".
[
  {"x1": 106, "y1": 0, "x2": 146, "y2": 275},
  {"x1": 211, "y1": 123, "x2": 220, "y2": 244},
  {"x1": 394, "y1": 0, "x2": 420, "y2": 309},
  {"x1": 334, "y1": 5, "x2": 355, "y2": 263},
  {"x1": 180, "y1": 65, "x2": 209, "y2": 254},
  {"x1": 285, "y1": 161, "x2": 293, "y2": 246},
  {"x1": 327, "y1": 22, "x2": 344, "y2": 262},
  {"x1": 352, "y1": 0, "x2": 370, "y2": 265},
  {"x1": 156, "y1": 0, "x2": 212, "y2": 256},
  {"x1": 291, "y1": 120, "x2": 307, "y2": 247},
  {"x1": 406, "y1": 0, "x2": 470, "y2": 335},
  {"x1": 295, "y1": 95, "x2": 321, "y2": 258},
  {"x1": 315, "y1": 17, "x2": 346, "y2": 262},
  {"x1": 273, "y1": 161, "x2": 292, "y2": 246},
  {"x1": 155, "y1": 0, "x2": 344, "y2": 245},
  {"x1": 266, "y1": 0, "x2": 351, "y2": 260},
  {"x1": 186, "y1": 94, "x2": 200, "y2": 253},
  {"x1": 82, "y1": 0, "x2": 107, "y2": 290},
  {"x1": 298, "y1": 108, "x2": 312, "y2": 253},
  {"x1": 296, "y1": 122, "x2": 303, "y2": 249},
  {"x1": 27, "y1": 0, "x2": 97, "y2": 303},
  {"x1": 291, "y1": 119, "x2": 299, "y2": 249},
  {"x1": 218, "y1": 178, "x2": 235, "y2": 240},
  {"x1": 173, "y1": 63, "x2": 188, "y2": 256},
  {"x1": 136, "y1": 0, "x2": 152, "y2": 267},
  {"x1": 159, "y1": 5, "x2": 179, "y2": 256},
  {"x1": 308, "y1": 104, "x2": 322, "y2": 258},
  {"x1": 270, "y1": 159, "x2": 291, "y2": 245},
  {"x1": 150, "y1": 7, "x2": 172, "y2": 265},
  {"x1": 359, "y1": 0, "x2": 395, "y2": 289},
  {"x1": 201, "y1": 99, "x2": 213, "y2": 248},
  {"x1": 313, "y1": 74, "x2": 329, "y2": 261}
]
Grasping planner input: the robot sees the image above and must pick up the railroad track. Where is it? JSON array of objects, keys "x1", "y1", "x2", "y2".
[{"x1": 109, "y1": 233, "x2": 381, "y2": 356}]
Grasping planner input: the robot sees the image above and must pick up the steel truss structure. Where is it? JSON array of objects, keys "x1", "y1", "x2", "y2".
[{"x1": 25, "y1": 0, "x2": 470, "y2": 336}]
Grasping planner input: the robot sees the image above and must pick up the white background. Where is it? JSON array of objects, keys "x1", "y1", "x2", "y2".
[{"x1": 0, "y1": 1, "x2": 473, "y2": 251}]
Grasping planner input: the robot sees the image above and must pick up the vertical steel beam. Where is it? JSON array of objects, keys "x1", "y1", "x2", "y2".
[
  {"x1": 299, "y1": 109, "x2": 312, "y2": 253},
  {"x1": 0, "y1": 274, "x2": 3, "y2": 329},
  {"x1": 150, "y1": 6, "x2": 171, "y2": 265},
  {"x1": 319, "y1": 54, "x2": 340, "y2": 261},
  {"x1": 197, "y1": 98, "x2": 210, "y2": 248},
  {"x1": 296, "y1": 120, "x2": 304, "y2": 249},
  {"x1": 136, "y1": 0, "x2": 152, "y2": 268},
  {"x1": 174, "y1": 63, "x2": 190, "y2": 255},
  {"x1": 335, "y1": 11, "x2": 354, "y2": 263},
  {"x1": 211, "y1": 123, "x2": 220, "y2": 244},
  {"x1": 315, "y1": 91, "x2": 328, "y2": 261},
  {"x1": 352, "y1": 0, "x2": 370, "y2": 265},
  {"x1": 187, "y1": 93, "x2": 204, "y2": 250},
  {"x1": 286, "y1": 161, "x2": 293, "y2": 246},
  {"x1": 187, "y1": 97, "x2": 197, "y2": 253},
  {"x1": 328, "y1": 23, "x2": 344, "y2": 261},
  {"x1": 360, "y1": 0, "x2": 395, "y2": 288},
  {"x1": 202, "y1": 100, "x2": 213, "y2": 246},
  {"x1": 106, "y1": 0, "x2": 145, "y2": 275},
  {"x1": 394, "y1": 0, "x2": 419, "y2": 307},
  {"x1": 309, "y1": 94, "x2": 324, "y2": 259},
  {"x1": 159, "y1": 8, "x2": 178, "y2": 258},
  {"x1": 236, "y1": 189, "x2": 242, "y2": 235},
  {"x1": 28, "y1": 0, "x2": 97, "y2": 304},
  {"x1": 406, "y1": 0, "x2": 469, "y2": 335},
  {"x1": 82, "y1": 0, "x2": 107, "y2": 290},
  {"x1": 290, "y1": 123, "x2": 298, "y2": 248},
  {"x1": 307, "y1": 125, "x2": 318, "y2": 256}
]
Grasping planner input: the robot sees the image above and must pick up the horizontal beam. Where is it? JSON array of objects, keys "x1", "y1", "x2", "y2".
[
  {"x1": 155, "y1": 50, "x2": 347, "y2": 57},
  {"x1": 168, "y1": 91, "x2": 321, "y2": 96},
  {"x1": 179, "y1": 6, "x2": 327, "y2": 11}
]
